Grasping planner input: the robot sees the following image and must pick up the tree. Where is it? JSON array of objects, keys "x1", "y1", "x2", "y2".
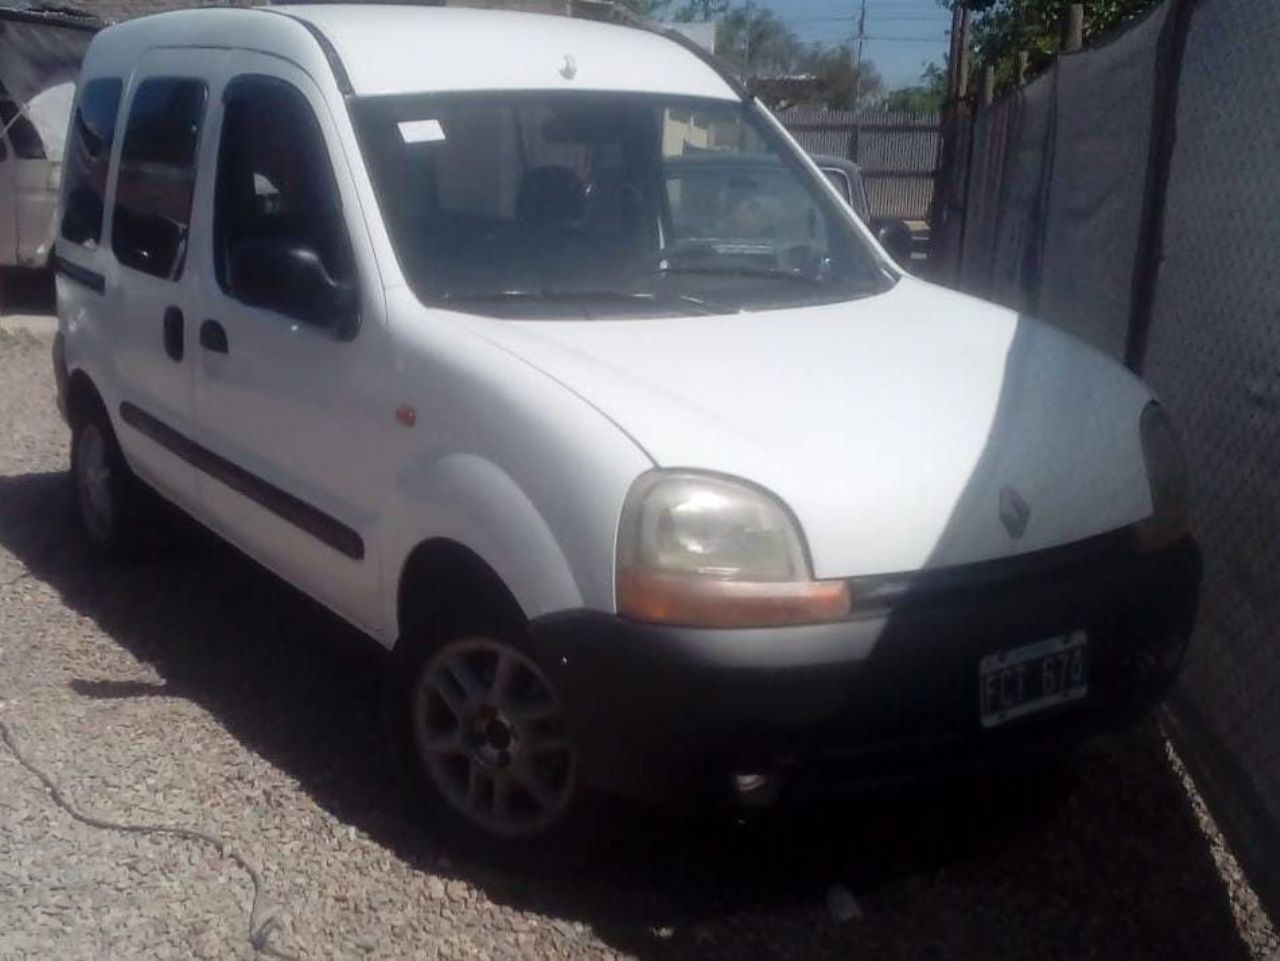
[
  {"x1": 669, "y1": 0, "x2": 729, "y2": 21},
  {"x1": 716, "y1": 2, "x2": 805, "y2": 77},
  {"x1": 948, "y1": 0, "x2": 1161, "y2": 91},
  {"x1": 800, "y1": 44, "x2": 884, "y2": 111},
  {"x1": 882, "y1": 61, "x2": 947, "y2": 113},
  {"x1": 622, "y1": 1, "x2": 885, "y2": 110},
  {"x1": 613, "y1": 0, "x2": 672, "y2": 19},
  {"x1": 614, "y1": 0, "x2": 729, "y2": 22}
]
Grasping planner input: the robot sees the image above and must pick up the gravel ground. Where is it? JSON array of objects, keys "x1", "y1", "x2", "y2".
[{"x1": 1, "y1": 319, "x2": 1277, "y2": 961}]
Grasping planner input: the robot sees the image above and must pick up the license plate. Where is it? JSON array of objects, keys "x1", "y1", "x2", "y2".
[{"x1": 979, "y1": 631, "x2": 1088, "y2": 729}]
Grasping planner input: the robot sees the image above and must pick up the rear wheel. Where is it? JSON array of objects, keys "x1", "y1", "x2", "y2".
[{"x1": 69, "y1": 402, "x2": 153, "y2": 560}]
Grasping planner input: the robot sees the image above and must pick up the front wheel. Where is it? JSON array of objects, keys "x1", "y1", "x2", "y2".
[
  {"x1": 414, "y1": 637, "x2": 576, "y2": 836},
  {"x1": 387, "y1": 617, "x2": 598, "y2": 862}
]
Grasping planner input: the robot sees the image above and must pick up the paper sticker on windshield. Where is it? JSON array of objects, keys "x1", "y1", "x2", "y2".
[{"x1": 398, "y1": 119, "x2": 446, "y2": 144}]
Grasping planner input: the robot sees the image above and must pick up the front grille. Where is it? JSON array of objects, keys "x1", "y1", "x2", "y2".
[{"x1": 845, "y1": 527, "x2": 1137, "y2": 618}]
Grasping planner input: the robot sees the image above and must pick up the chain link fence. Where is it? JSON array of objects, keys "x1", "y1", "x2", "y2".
[{"x1": 933, "y1": 0, "x2": 1280, "y2": 922}]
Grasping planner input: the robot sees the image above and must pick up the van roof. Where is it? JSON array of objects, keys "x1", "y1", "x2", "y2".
[{"x1": 86, "y1": 3, "x2": 740, "y2": 102}]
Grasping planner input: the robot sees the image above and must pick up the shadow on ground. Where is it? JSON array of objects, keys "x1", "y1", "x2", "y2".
[
  {"x1": 0, "y1": 469, "x2": 1254, "y2": 961},
  {"x1": 0, "y1": 267, "x2": 55, "y2": 316}
]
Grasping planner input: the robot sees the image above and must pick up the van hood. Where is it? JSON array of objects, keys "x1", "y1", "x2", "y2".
[{"x1": 462, "y1": 278, "x2": 1155, "y2": 578}]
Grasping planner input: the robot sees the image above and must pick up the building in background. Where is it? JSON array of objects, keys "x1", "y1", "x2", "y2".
[{"x1": 659, "y1": 20, "x2": 714, "y2": 52}]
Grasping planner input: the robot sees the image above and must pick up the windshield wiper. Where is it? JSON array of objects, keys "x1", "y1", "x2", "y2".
[
  {"x1": 441, "y1": 288, "x2": 734, "y2": 315},
  {"x1": 645, "y1": 241, "x2": 828, "y2": 287},
  {"x1": 652, "y1": 264, "x2": 829, "y2": 287}
]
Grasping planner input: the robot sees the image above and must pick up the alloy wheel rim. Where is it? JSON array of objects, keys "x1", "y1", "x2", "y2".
[
  {"x1": 76, "y1": 424, "x2": 114, "y2": 544},
  {"x1": 413, "y1": 637, "x2": 574, "y2": 837}
]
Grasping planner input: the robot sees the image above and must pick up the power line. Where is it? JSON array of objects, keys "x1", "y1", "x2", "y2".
[
  {"x1": 805, "y1": 33, "x2": 951, "y2": 43},
  {"x1": 783, "y1": 14, "x2": 949, "y2": 24}
]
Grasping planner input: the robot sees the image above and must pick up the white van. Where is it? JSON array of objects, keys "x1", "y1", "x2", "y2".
[{"x1": 54, "y1": 5, "x2": 1200, "y2": 848}]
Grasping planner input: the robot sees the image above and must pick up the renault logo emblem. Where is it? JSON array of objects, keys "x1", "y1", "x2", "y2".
[
  {"x1": 999, "y1": 486, "x2": 1031, "y2": 539},
  {"x1": 559, "y1": 55, "x2": 577, "y2": 80}
]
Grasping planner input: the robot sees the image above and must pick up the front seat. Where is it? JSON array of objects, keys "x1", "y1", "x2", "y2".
[
  {"x1": 516, "y1": 165, "x2": 587, "y2": 235},
  {"x1": 514, "y1": 166, "x2": 593, "y2": 286}
]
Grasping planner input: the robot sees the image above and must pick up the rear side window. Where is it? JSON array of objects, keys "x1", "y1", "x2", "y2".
[
  {"x1": 61, "y1": 78, "x2": 122, "y2": 247},
  {"x1": 213, "y1": 74, "x2": 353, "y2": 298},
  {"x1": 113, "y1": 77, "x2": 207, "y2": 279}
]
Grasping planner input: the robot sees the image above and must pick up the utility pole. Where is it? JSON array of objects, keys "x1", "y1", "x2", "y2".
[
  {"x1": 1063, "y1": 3, "x2": 1084, "y2": 52},
  {"x1": 852, "y1": 0, "x2": 867, "y2": 110},
  {"x1": 931, "y1": 2, "x2": 974, "y2": 281},
  {"x1": 945, "y1": 2, "x2": 964, "y2": 102}
]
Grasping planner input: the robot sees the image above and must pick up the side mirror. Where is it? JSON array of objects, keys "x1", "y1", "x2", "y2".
[
  {"x1": 873, "y1": 217, "x2": 914, "y2": 268},
  {"x1": 227, "y1": 238, "x2": 358, "y2": 337}
]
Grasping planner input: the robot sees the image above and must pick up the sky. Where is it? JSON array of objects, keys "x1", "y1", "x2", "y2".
[{"x1": 755, "y1": 0, "x2": 952, "y2": 90}]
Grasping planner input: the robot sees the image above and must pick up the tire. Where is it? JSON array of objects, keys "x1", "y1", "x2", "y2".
[
  {"x1": 69, "y1": 401, "x2": 154, "y2": 561},
  {"x1": 385, "y1": 596, "x2": 604, "y2": 867}
]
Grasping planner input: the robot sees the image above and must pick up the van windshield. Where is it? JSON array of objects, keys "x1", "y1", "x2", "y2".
[{"x1": 352, "y1": 91, "x2": 895, "y2": 318}]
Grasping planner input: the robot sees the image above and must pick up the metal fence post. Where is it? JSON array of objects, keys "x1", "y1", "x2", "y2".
[
  {"x1": 1124, "y1": 0, "x2": 1196, "y2": 372},
  {"x1": 1063, "y1": 4, "x2": 1085, "y2": 53}
]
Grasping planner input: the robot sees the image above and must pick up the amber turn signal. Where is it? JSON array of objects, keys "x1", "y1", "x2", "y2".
[{"x1": 618, "y1": 567, "x2": 852, "y2": 629}]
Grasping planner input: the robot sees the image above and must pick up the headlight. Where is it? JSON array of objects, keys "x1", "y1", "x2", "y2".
[
  {"x1": 616, "y1": 471, "x2": 851, "y2": 628},
  {"x1": 1135, "y1": 402, "x2": 1190, "y2": 551}
]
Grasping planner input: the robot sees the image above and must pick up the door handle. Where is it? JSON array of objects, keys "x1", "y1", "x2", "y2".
[
  {"x1": 199, "y1": 319, "x2": 229, "y2": 354},
  {"x1": 162, "y1": 307, "x2": 184, "y2": 361}
]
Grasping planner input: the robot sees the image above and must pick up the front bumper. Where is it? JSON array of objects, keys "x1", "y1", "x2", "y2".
[{"x1": 527, "y1": 534, "x2": 1201, "y2": 803}]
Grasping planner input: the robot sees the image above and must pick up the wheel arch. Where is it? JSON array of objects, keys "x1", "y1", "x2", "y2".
[
  {"x1": 394, "y1": 538, "x2": 527, "y2": 653},
  {"x1": 385, "y1": 454, "x2": 590, "y2": 650},
  {"x1": 65, "y1": 367, "x2": 107, "y2": 428}
]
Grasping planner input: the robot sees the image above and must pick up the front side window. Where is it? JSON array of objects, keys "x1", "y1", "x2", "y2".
[
  {"x1": 213, "y1": 75, "x2": 354, "y2": 305},
  {"x1": 353, "y1": 92, "x2": 893, "y2": 319},
  {"x1": 112, "y1": 77, "x2": 206, "y2": 279},
  {"x1": 60, "y1": 78, "x2": 122, "y2": 247}
]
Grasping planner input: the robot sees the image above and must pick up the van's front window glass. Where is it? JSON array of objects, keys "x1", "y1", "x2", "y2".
[
  {"x1": 353, "y1": 92, "x2": 893, "y2": 318},
  {"x1": 213, "y1": 75, "x2": 354, "y2": 300},
  {"x1": 112, "y1": 77, "x2": 206, "y2": 280},
  {"x1": 61, "y1": 78, "x2": 122, "y2": 247}
]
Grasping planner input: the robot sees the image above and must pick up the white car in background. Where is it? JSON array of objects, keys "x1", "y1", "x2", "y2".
[
  {"x1": 0, "y1": 83, "x2": 69, "y2": 270},
  {"x1": 53, "y1": 4, "x2": 1200, "y2": 852}
]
